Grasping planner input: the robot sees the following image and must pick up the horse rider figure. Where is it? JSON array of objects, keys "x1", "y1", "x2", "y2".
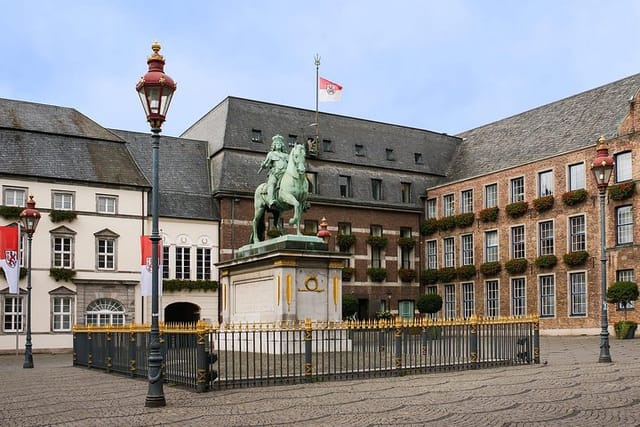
[{"x1": 258, "y1": 134, "x2": 289, "y2": 208}]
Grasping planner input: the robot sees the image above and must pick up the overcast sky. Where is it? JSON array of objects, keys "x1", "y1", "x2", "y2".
[{"x1": 2, "y1": 1, "x2": 640, "y2": 137}]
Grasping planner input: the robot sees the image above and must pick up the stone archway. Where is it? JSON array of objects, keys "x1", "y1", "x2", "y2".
[{"x1": 164, "y1": 302, "x2": 200, "y2": 323}]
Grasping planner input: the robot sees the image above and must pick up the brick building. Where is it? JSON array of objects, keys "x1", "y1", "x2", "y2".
[{"x1": 424, "y1": 74, "x2": 640, "y2": 333}]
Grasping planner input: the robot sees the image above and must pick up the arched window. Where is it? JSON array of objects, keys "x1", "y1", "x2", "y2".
[{"x1": 86, "y1": 298, "x2": 125, "y2": 326}]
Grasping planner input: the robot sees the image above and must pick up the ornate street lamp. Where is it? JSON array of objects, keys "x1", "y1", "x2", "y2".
[
  {"x1": 19, "y1": 196, "x2": 40, "y2": 369},
  {"x1": 136, "y1": 42, "x2": 176, "y2": 407},
  {"x1": 590, "y1": 136, "x2": 614, "y2": 363}
]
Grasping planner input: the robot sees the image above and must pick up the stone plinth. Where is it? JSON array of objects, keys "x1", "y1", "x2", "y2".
[{"x1": 217, "y1": 235, "x2": 349, "y2": 324}]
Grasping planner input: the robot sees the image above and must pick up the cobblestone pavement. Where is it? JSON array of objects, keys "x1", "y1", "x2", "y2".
[{"x1": 1, "y1": 336, "x2": 640, "y2": 426}]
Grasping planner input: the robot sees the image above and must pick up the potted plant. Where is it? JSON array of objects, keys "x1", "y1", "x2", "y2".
[
  {"x1": 420, "y1": 218, "x2": 438, "y2": 236},
  {"x1": 562, "y1": 189, "x2": 588, "y2": 206},
  {"x1": 49, "y1": 210, "x2": 78, "y2": 223},
  {"x1": 420, "y1": 269, "x2": 438, "y2": 285},
  {"x1": 398, "y1": 268, "x2": 416, "y2": 283},
  {"x1": 336, "y1": 234, "x2": 356, "y2": 252},
  {"x1": 456, "y1": 265, "x2": 477, "y2": 280},
  {"x1": 505, "y1": 258, "x2": 528, "y2": 275},
  {"x1": 505, "y1": 201, "x2": 528, "y2": 218},
  {"x1": 367, "y1": 267, "x2": 387, "y2": 282},
  {"x1": 608, "y1": 181, "x2": 636, "y2": 201},
  {"x1": 397, "y1": 237, "x2": 416, "y2": 249},
  {"x1": 0, "y1": 205, "x2": 22, "y2": 220},
  {"x1": 563, "y1": 251, "x2": 589, "y2": 267},
  {"x1": 535, "y1": 254, "x2": 558, "y2": 269},
  {"x1": 479, "y1": 206, "x2": 499, "y2": 223},
  {"x1": 532, "y1": 195, "x2": 554, "y2": 213},
  {"x1": 454, "y1": 212, "x2": 475, "y2": 228},
  {"x1": 49, "y1": 268, "x2": 76, "y2": 282},
  {"x1": 437, "y1": 267, "x2": 457, "y2": 283},
  {"x1": 375, "y1": 310, "x2": 393, "y2": 321},
  {"x1": 480, "y1": 261, "x2": 502, "y2": 276},
  {"x1": 417, "y1": 293, "x2": 443, "y2": 338},
  {"x1": 366, "y1": 235, "x2": 388, "y2": 249},
  {"x1": 342, "y1": 267, "x2": 355, "y2": 281},
  {"x1": 437, "y1": 216, "x2": 456, "y2": 231},
  {"x1": 607, "y1": 281, "x2": 639, "y2": 339}
]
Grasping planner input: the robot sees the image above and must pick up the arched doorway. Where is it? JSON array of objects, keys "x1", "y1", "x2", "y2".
[{"x1": 164, "y1": 302, "x2": 200, "y2": 323}]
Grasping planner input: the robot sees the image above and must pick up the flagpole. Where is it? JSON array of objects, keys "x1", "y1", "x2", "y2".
[{"x1": 314, "y1": 54, "x2": 320, "y2": 145}]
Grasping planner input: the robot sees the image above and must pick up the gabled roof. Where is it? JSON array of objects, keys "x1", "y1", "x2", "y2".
[
  {"x1": 446, "y1": 73, "x2": 640, "y2": 183},
  {"x1": 0, "y1": 98, "x2": 148, "y2": 187},
  {"x1": 113, "y1": 129, "x2": 218, "y2": 221}
]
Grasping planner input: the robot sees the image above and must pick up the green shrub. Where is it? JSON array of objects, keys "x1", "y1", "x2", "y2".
[
  {"x1": 342, "y1": 294, "x2": 359, "y2": 318},
  {"x1": 417, "y1": 293, "x2": 443, "y2": 315},
  {"x1": 505, "y1": 258, "x2": 528, "y2": 275},
  {"x1": 607, "y1": 281, "x2": 639, "y2": 320}
]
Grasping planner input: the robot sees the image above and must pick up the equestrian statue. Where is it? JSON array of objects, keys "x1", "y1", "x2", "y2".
[{"x1": 250, "y1": 135, "x2": 310, "y2": 243}]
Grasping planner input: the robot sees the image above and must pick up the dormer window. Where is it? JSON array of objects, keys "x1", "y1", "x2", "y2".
[
  {"x1": 414, "y1": 153, "x2": 423, "y2": 164},
  {"x1": 251, "y1": 129, "x2": 262, "y2": 143},
  {"x1": 386, "y1": 148, "x2": 395, "y2": 161},
  {"x1": 355, "y1": 144, "x2": 365, "y2": 156}
]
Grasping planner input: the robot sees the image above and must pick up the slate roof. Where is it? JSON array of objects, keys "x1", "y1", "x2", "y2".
[
  {"x1": 446, "y1": 73, "x2": 640, "y2": 183},
  {"x1": 0, "y1": 98, "x2": 148, "y2": 187},
  {"x1": 182, "y1": 97, "x2": 461, "y2": 209},
  {"x1": 112, "y1": 129, "x2": 217, "y2": 220}
]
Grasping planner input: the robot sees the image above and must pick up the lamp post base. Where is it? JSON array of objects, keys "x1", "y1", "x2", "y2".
[
  {"x1": 23, "y1": 353, "x2": 34, "y2": 369},
  {"x1": 598, "y1": 332, "x2": 612, "y2": 363},
  {"x1": 144, "y1": 395, "x2": 167, "y2": 408}
]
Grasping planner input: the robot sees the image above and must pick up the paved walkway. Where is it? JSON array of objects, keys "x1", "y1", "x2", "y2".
[{"x1": 1, "y1": 336, "x2": 639, "y2": 426}]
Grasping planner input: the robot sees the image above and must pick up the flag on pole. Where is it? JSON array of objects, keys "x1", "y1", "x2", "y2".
[
  {"x1": 140, "y1": 235, "x2": 162, "y2": 297},
  {"x1": 318, "y1": 77, "x2": 343, "y2": 102},
  {"x1": 0, "y1": 226, "x2": 20, "y2": 294}
]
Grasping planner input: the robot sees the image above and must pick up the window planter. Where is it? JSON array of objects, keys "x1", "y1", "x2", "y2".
[
  {"x1": 420, "y1": 218, "x2": 438, "y2": 236},
  {"x1": 534, "y1": 254, "x2": 557, "y2": 269},
  {"x1": 437, "y1": 267, "x2": 457, "y2": 283},
  {"x1": 366, "y1": 235, "x2": 388, "y2": 249},
  {"x1": 608, "y1": 182, "x2": 636, "y2": 201},
  {"x1": 397, "y1": 237, "x2": 416, "y2": 249},
  {"x1": 163, "y1": 279, "x2": 219, "y2": 292},
  {"x1": 505, "y1": 258, "x2": 528, "y2": 275},
  {"x1": 420, "y1": 269, "x2": 438, "y2": 285},
  {"x1": 0, "y1": 205, "x2": 22, "y2": 220},
  {"x1": 437, "y1": 216, "x2": 456, "y2": 231},
  {"x1": 480, "y1": 261, "x2": 502, "y2": 276},
  {"x1": 342, "y1": 267, "x2": 355, "y2": 281},
  {"x1": 532, "y1": 195, "x2": 554, "y2": 213},
  {"x1": 456, "y1": 265, "x2": 477, "y2": 280},
  {"x1": 367, "y1": 267, "x2": 387, "y2": 282},
  {"x1": 562, "y1": 189, "x2": 588, "y2": 206},
  {"x1": 505, "y1": 201, "x2": 528, "y2": 218},
  {"x1": 336, "y1": 234, "x2": 356, "y2": 252},
  {"x1": 454, "y1": 212, "x2": 475, "y2": 228},
  {"x1": 479, "y1": 207, "x2": 499, "y2": 223},
  {"x1": 563, "y1": 251, "x2": 589, "y2": 267},
  {"x1": 49, "y1": 268, "x2": 76, "y2": 282},
  {"x1": 398, "y1": 268, "x2": 416, "y2": 283},
  {"x1": 49, "y1": 210, "x2": 78, "y2": 223}
]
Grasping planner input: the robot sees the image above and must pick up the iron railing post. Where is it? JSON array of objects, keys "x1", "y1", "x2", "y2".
[
  {"x1": 394, "y1": 317, "x2": 402, "y2": 373},
  {"x1": 469, "y1": 315, "x2": 478, "y2": 368},
  {"x1": 196, "y1": 321, "x2": 208, "y2": 393},
  {"x1": 129, "y1": 326, "x2": 137, "y2": 377},
  {"x1": 533, "y1": 316, "x2": 540, "y2": 364},
  {"x1": 304, "y1": 319, "x2": 313, "y2": 382}
]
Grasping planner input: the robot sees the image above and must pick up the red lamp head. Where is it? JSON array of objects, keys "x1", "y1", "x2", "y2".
[
  {"x1": 19, "y1": 196, "x2": 41, "y2": 236},
  {"x1": 136, "y1": 42, "x2": 177, "y2": 129},
  {"x1": 590, "y1": 136, "x2": 615, "y2": 189}
]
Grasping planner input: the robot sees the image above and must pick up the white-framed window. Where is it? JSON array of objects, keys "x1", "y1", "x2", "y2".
[
  {"x1": 196, "y1": 247, "x2": 211, "y2": 280},
  {"x1": 96, "y1": 195, "x2": 118, "y2": 214},
  {"x1": 569, "y1": 215, "x2": 586, "y2": 252},
  {"x1": 485, "y1": 183, "x2": 498, "y2": 208},
  {"x1": 485, "y1": 280, "x2": 499, "y2": 317},
  {"x1": 443, "y1": 194, "x2": 455, "y2": 216},
  {"x1": 339, "y1": 175, "x2": 352, "y2": 198},
  {"x1": 426, "y1": 198, "x2": 437, "y2": 219},
  {"x1": 175, "y1": 246, "x2": 191, "y2": 279},
  {"x1": 539, "y1": 275, "x2": 555, "y2": 317},
  {"x1": 426, "y1": 240, "x2": 438, "y2": 269},
  {"x1": 461, "y1": 189, "x2": 473, "y2": 213},
  {"x1": 462, "y1": 282, "x2": 475, "y2": 319},
  {"x1": 616, "y1": 205, "x2": 633, "y2": 245},
  {"x1": 400, "y1": 227, "x2": 412, "y2": 269},
  {"x1": 52, "y1": 234, "x2": 74, "y2": 268},
  {"x1": 401, "y1": 182, "x2": 412, "y2": 203},
  {"x1": 444, "y1": 284, "x2": 456, "y2": 319},
  {"x1": 510, "y1": 177, "x2": 525, "y2": 202},
  {"x1": 52, "y1": 191, "x2": 74, "y2": 210},
  {"x1": 461, "y1": 234, "x2": 474, "y2": 265},
  {"x1": 52, "y1": 296, "x2": 73, "y2": 332},
  {"x1": 162, "y1": 246, "x2": 170, "y2": 279},
  {"x1": 511, "y1": 225, "x2": 525, "y2": 259},
  {"x1": 3, "y1": 187, "x2": 26, "y2": 207},
  {"x1": 538, "y1": 170, "x2": 554, "y2": 196},
  {"x1": 371, "y1": 179, "x2": 383, "y2": 201},
  {"x1": 538, "y1": 221, "x2": 554, "y2": 255},
  {"x1": 568, "y1": 162, "x2": 585, "y2": 191},
  {"x1": 86, "y1": 298, "x2": 125, "y2": 326},
  {"x1": 96, "y1": 238, "x2": 116, "y2": 270},
  {"x1": 3, "y1": 295, "x2": 23, "y2": 332},
  {"x1": 569, "y1": 272, "x2": 587, "y2": 316},
  {"x1": 511, "y1": 278, "x2": 526, "y2": 316},
  {"x1": 615, "y1": 151, "x2": 632, "y2": 182},
  {"x1": 443, "y1": 237, "x2": 455, "y2": 268},
  {"x1": 616, "y1": 269, "x2": 636, "y2": 310},
  {"x1": 485, "y1": 230, "x2": 498, "y2": 262}
]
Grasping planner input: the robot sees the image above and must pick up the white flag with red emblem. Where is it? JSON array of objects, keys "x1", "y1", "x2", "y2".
[
  {"x1": 319, "y1": 77, "x2": 343, "y2": 102},
  {"x1": 0, "y1": 226, "x2": 20, "y2": 294},
  {"x1": 140, "y1": 235, "x2": 163, "y2": 297}
]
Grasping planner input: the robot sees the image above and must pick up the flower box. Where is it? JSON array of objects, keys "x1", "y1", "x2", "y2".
[{"x1": 505, "y1": 201, "x2": 528, "y2": 218}]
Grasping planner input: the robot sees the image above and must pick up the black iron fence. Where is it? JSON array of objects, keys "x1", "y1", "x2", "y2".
[{"x1": 73, "y1": 315, "x2": 539, "y2": 392}]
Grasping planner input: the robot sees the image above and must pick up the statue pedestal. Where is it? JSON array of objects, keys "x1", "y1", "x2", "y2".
[{"x1": 217, "y1": 235, "x2": 349, "y2": 324}]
